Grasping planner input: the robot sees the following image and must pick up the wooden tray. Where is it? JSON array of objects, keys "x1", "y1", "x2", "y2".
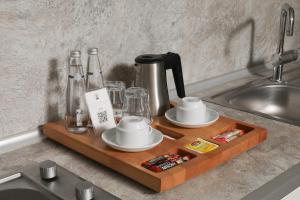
[{"x1": 43, "y1": 115, "x2": 267, "y2": 192}]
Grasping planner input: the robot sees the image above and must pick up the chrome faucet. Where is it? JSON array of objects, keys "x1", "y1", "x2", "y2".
[{"x1": 272, "y1": 3, "x2": 295, "y2": 82}]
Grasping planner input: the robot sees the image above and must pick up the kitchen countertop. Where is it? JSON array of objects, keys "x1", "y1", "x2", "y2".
[{"x1": 2, "y1": 69, "x2": 300, "y2": 200}]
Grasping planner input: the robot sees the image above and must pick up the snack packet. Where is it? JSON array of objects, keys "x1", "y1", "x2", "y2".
[
  {"x1": 142, "y1": 153, "x2": 190, "y2": 172},
  {"x1": 212, "y1": 129, "x2": 245, "y2": 143}
]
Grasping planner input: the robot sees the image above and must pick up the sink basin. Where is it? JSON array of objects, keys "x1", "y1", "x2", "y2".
[
  {"x1": 227, "y1": 84, "x2": 300, "y2": 122},
  {"x1": 0, "y1": 188, "x2": 50, "y2": 200},
  {"x1": 205, "y1": 75, "x2": 300, "y2": 126},
  {"x1": 0, "y1": 162, "x2": 120, "y2": 200},
  {"x1": 0, "y1": 173, "x2": 59, "y2": 200}
]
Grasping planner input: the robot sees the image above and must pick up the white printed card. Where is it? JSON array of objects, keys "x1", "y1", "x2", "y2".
[{"x1": 85, "y1": 88, "x2": 116, "y2": 134}]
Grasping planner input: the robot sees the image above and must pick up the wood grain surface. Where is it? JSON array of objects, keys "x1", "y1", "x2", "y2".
[{"x1": 43, "y1": 115, "x2": 267, "y2": 192}]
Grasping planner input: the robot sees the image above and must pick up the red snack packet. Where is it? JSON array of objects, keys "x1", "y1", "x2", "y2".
[
  {"x1": 212, "y1": 129, "x2": 245, "y2": 143},
  {"x1": 142, "y1": 153, "x2": 190, "y2": 172}
]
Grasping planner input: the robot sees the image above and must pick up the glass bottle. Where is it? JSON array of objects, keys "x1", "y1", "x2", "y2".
[
  {"x1": 65, "y1": 50, "x2": 89, "y2": 133},
  {"x1": 86, "y1": 48, "x2": 104, "y2": 91}
]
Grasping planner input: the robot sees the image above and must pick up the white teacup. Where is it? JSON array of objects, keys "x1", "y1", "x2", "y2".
[
  {"x1": 115, "y1": 116, "x2": 152, "y2": 147},
  {"x1": 176, "y1": 97, "x2": 207, "y2": 124}
]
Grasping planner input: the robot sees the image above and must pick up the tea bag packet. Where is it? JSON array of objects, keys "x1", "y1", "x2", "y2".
[
  {"x1": 185, "y1": 138, "x2": 219, "y2": 154},
  {"x1": 85, "y1": 88, "x2": 116, "y2": 134}
]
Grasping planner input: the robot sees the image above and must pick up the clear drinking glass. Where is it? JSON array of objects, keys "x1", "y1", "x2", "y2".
[
  {"x1": 86, "y1": 48, "x2": 104, "y2": 91},
  {"x1": 105, "y1": 81, "x2": 126, "y2": 123},
  {"x1": 122, "y1": 87, "x2": 152, "y2": 123},
  {"x1": 65, "y1": 50, "x2": 89, "y2": 133}
]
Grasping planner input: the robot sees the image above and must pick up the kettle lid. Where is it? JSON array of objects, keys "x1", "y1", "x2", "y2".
[{"x1": 135, "y1": 54, "x2": 164, "y2": 64}]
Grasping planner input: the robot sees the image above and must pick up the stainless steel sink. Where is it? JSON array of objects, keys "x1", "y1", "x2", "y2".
[
  {"x1": 228, "y1": 84, "x2": 300, "y2": 121},
  {"x1": 0, "y1": 188, "x2": 51, "y2": 200},
  {"x1": 204, "y1": 68, "x2": 300, "y2": 126},
  {"x1": 0, "y1": 161, "x2": 120, "y2": 200},
  {"x1": 0, "y1": 173, "x2": 58, "y2": 200}
]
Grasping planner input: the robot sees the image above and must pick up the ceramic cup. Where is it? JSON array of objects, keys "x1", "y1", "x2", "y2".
[
  {"x1": 115, "y1": 116, "x2": 152, "y2": 147},
  {"x1": 176, "y1": 97, "x2": 207, "y2": 124}
]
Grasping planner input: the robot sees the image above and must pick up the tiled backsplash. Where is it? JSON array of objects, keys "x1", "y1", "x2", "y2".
[{"x1": 1, "y1": 0, "x2": 300, "y2": 137}]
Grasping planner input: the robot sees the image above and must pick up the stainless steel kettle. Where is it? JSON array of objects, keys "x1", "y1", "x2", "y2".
[{"x1": 135, "y1": 52, "x2": 186, "y2": 116}]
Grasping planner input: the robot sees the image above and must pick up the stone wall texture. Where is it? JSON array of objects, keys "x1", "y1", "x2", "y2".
[{"x1": 1, "y1": 0, "x2": 300, "y2": 137}]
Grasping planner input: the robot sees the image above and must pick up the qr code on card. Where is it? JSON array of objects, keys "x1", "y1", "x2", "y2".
[{"x1": 97, "y1": 110, "x2": 108, "y2": 123}]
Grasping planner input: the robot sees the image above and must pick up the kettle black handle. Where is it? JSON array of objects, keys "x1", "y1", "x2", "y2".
[{"x1": 163, "y1": 52, "x2": 186, "y2": 98}]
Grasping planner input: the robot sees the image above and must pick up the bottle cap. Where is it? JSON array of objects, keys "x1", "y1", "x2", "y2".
[
  {"x1": 71, "y1": 50, "x2": 81, "y2": 57},
  {"x1": 88, "y1": 48, "x2": 98, "y2": 55}
]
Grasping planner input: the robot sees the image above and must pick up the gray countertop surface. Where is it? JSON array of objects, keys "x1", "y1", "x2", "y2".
[{"x1": 1, "y1": 70, "x2": 300, "y2": 200}]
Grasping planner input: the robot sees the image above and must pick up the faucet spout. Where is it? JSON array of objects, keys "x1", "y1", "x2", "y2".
[
  {"x1": 277, "y1": 4, "x2": 294, "y2": 55},
  {"x1": 273, "y1": 3, "x2": 295, "y2": 82},
  {"x1": 284, "y1": 4, "x2": 294, "y2": 35}
]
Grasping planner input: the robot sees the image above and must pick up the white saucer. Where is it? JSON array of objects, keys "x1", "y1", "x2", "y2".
[
  {"x1": 101, "y1": 127, "x2": 163, "y2": 152},
  {"x1": 165, "y1": 107, "x2": 219, "y2": 128}
]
